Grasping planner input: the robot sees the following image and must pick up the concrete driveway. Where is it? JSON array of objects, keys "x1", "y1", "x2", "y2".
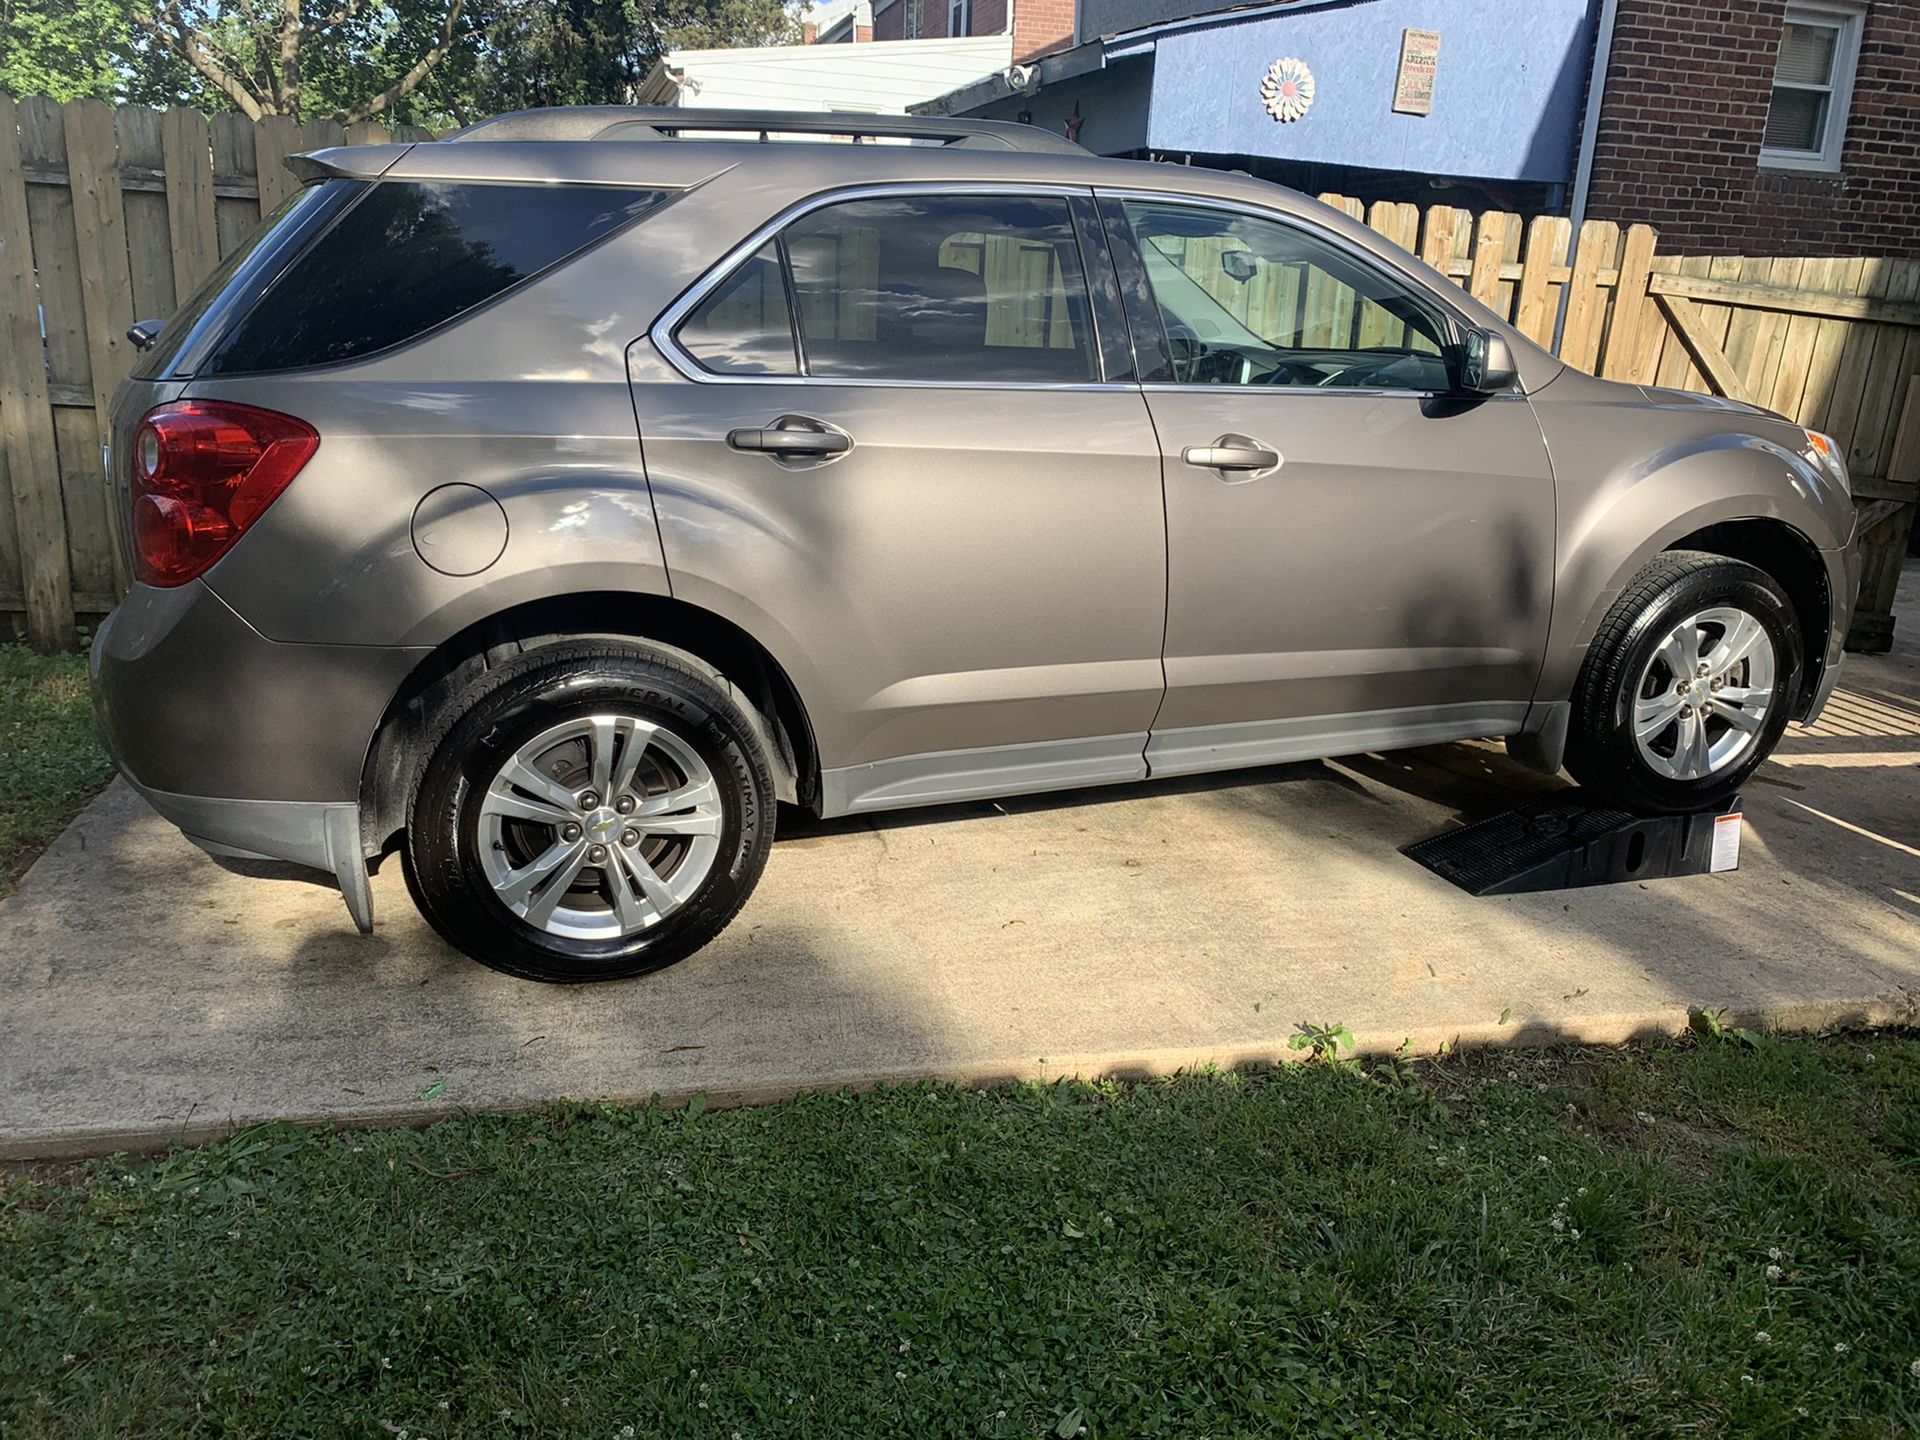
[{"x1": 4, "y1": 565, "x2": 1917, "y2": 1159}]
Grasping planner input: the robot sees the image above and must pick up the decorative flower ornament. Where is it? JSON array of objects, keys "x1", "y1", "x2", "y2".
[{"x1": 1261, "y1": 57, "x2": 1315, "y2": 122}]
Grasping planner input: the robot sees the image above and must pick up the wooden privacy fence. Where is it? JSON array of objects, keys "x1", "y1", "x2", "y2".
[
  {"x1": 0, "y1": 95, "x2": 431, "y2": 648},
  {"x1": 0, "y1": 96, "x2": 1914, "y2": 652}
]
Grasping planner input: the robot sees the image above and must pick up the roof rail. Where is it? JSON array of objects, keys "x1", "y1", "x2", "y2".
[{"x1": 445, "y1": 106, "x2": 1086, "y2": 154}]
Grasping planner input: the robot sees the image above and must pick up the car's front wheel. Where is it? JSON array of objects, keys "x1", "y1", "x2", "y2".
[
  {"x1": 1565, "y1": 551, "x2": 1801, "y2": 814},
  {"x1": 404, "y1": 642, "x2": 774, "y2": 982}
]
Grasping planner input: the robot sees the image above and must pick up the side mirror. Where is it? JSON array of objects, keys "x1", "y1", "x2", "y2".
[
  {"x1": 1459, "y1": 328, "x2": 1518, "y2": 393},
  {"x1": 1221, "y1": 250, "x2": 1257, "y2": 284}
]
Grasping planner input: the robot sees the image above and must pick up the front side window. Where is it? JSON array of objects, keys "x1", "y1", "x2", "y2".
[
  {"x1": 675, "y1": 193, "x2": 1097, "y2": 385},
  {"x1": 1120, "y1": 200, "x2": 1453, "y2": 393},
  {"x1": 1761, "y1": 3, "x2": 1863, "y2": 171},
  {"x1": 194, "y1": 180, "x2": 666, "y2": 375}
]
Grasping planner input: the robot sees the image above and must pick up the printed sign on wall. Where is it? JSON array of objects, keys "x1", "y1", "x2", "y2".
[{"x1": 1393, "y1": 28, "x2": 1441, "y2": 116}]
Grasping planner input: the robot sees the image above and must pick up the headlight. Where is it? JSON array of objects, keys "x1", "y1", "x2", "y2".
[{"x1": 1802, "y1": 429, "x2": 1850, "y2": 494}]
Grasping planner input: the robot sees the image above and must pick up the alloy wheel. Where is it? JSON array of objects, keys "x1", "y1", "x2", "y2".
[
  {"x1": 476, "y1": 714, "x2": 723, "y2": 940},
  {"x1": 1630, "y1": 606, "x2": 1777, "y2": 782}
]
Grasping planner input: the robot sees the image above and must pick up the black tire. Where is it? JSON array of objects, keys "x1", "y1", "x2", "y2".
[
  {"x1": 404, "y1": 642, "x2": 774, "y2": 983},
  {"x1": 1565, "y1": 551, "x2": 1802, "y2": 814}
]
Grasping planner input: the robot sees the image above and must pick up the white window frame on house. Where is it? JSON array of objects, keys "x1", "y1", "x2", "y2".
[
  {"x1": 1760, "y1": 1, "x2": 1865, "y2": 173},
  {"x1": 948, "y1": 0, "x2": 970, "y2": 36},
  {"x1": 904, "y1": 0, "x2": 924, "y2": 38}
]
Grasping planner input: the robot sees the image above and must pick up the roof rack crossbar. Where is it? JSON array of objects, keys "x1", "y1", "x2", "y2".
[{"x1": 447, "y1": 106, "x2": 1085, "y2": 154}]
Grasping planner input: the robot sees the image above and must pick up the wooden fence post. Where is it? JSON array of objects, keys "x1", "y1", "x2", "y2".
[
  {"x1": 1596, "y1": 226, "x2": 1654, "y2": 381},
  {"x1": 0, "y1": 96, "x2": 76, "y2": 649},
  {"x1": 163, "y1": 106, "x2": 219, "y2": 300},
  {"x1": 1845, "y1": 376, "x2": 1920, "y2": 653}
]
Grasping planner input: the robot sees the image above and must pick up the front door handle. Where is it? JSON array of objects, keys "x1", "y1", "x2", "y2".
[
  {"x1": 1182, "y1": 435, "x2": 1282, "y2": 474},
  {"x1": 727, "y1": 419, "x2": 851, "y2": 458}
]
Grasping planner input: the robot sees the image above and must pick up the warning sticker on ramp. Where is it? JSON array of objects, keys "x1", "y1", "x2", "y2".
[{"x1": 1710, "y1": 813, "x2": 1743, "y2": 873}]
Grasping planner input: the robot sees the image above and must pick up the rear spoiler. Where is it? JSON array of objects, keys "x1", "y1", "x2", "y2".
[{"x1": 284, "y1": 145, "x2": 415, "y2": 184}]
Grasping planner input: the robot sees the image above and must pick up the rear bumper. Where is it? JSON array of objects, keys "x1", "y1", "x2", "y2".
[{"x1": 90, "y1": 581, "x2": 426, "y2": 928}]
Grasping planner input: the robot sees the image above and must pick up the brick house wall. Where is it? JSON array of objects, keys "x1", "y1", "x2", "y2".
[
  {"x1": 873, "y1": 0, "x2": 1070, "y2": 58},
  {"x1": 1585, "y1": 0, "x2": 1920, "y2": 256}
]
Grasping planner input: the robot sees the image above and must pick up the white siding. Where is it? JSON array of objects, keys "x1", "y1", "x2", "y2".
[{"x1": 642, "y1": 35, "x2": 1013, "y2": 114}]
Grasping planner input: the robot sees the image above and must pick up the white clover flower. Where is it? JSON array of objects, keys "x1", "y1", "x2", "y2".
[
  {"x1": 1767, "y1": 1247, "x2": 1783, "y2": 1262},
  {"x1": 1835, "y1": 1342, "x2": 1851, "y2": 1355},
  {"x1": 895, "y1": 1370, "x2": 907, "y2": 1380},
  {"x1": 1910, "y1": 1359, "x2": 1920, "y2": 1379},
  {"x1": 62, "y1": 1353, "x2": 76, "y2": 1364},
  {"x1": 620, "y1": 1426, "x2": 635, "y2": 1437},
  {"x1": 1755, "y1": 1332, "x2": 1771, "y2": 1344},
  {"x1": 1550, "y1": 1214, "x2": 1566, "y2": 1232},
  {"x1": 1765, "y1": 1264, "x2": 1783, "y2": 1280}
]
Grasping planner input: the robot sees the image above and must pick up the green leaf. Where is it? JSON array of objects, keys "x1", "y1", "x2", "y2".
[
  {"x1": 1499, "y1": 1007, "x2": 1512, "y2": 1026},
  {"x1": 418, "y1": 1081, "x2": 446, "y2": 1102},
  {"x1": 684, "y1": 1093, "x2": 709, "y2": 1120},
  {"x1": 1054, "y1": 1405, "x2": 1085, "y2": 1438}
]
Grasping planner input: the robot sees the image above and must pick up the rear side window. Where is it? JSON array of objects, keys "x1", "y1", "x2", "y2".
[
  {"x1": 671, "y1": 193, "x2": 1098, "y2": 385},
  {"x1": 176, "y1": 180, "x2": 664, "y2": 377}
]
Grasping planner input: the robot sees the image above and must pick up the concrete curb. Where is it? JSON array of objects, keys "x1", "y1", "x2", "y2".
[{"x1": 8, "y1": 989, "x2": 1913, "y2": 1162}]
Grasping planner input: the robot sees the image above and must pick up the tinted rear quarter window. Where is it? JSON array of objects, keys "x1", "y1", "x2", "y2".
[{"x1": 184, "y1": 180, "x2": 664, "y2": 376}]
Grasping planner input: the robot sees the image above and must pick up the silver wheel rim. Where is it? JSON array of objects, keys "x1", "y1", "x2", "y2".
[
  {"x1": 476, "y1": 714, "x2": 723, "y2": 941},
  {"x1": 1631, "y1": 605, "x2": 1776, "y2": 782}
]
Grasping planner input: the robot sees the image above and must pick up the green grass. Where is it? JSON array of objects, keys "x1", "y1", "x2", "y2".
[
  {"x1": 5, "y1": 1035, "x2": 1918, "y2": 1438},
  {"x1": 0, "y1": 643, "x2": 112, "y2": 893}
]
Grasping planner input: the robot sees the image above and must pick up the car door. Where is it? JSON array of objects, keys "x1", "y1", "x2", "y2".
[
  {"x1": 630, "y1": 187, "x2": 1169, "y2": 815},
  {"x1": 1095, "y1": 193, "x2": 1558, "y2": 777}
]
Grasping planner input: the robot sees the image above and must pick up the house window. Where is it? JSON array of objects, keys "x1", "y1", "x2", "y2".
[
  {"x1": 1761, "y1": 2, "x2": 1863, "y2": 172},
  {"x1": 904, "y1": 0, "x2": 924, "y2": 37},
  {"x1": 948, "y1": 0, "x2": 970, "y2": 35}
]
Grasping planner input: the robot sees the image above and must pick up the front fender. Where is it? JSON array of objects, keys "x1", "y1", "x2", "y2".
[{"x1": 1535, "y1": 389, "x2": 1853, "y2": 707}]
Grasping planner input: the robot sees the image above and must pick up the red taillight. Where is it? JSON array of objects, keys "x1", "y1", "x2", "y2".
[{"x1": 130, "y1": 400, "x2": 318, "y2": 587}]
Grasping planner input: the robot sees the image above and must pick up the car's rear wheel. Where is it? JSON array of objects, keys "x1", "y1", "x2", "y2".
[
  {"x1": 1565, "y1": 551, "x2": 1801, "y2": 814},
  {"x1": 404, "y1": 642, "x2": 773, "y2": 982}
]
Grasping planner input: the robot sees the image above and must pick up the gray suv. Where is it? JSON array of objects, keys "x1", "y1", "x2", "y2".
[{"x1": 91, "y1": 108, "x2": 1860, "y2": 982}]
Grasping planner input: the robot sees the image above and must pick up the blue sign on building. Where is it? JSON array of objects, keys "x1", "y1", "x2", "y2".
[
  {"x1": 1124, "y1": 0, "x2": 1593, "y2": 183},
  {"x1": 922, "y1": 0, "x2": 1603, "y2": 210}
]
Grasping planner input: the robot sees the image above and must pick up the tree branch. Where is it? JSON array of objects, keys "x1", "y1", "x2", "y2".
[
  {"x1": 133, "y1": 0, "x2": 267, "y2": 119},
  {"x1": 337, "y1": 0, "x2": 464, "y2": 122},
  {"x1": 278, "y1": 0, "x2": 302, "y2": 114},
  {"x1": 315, "y1": 0, "x2": 367, "y2": 29}
]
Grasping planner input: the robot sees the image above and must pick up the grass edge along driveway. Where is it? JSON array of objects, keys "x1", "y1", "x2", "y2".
[
  {"x1": 5, "y1": 1033, "x2": 1919, "y2": 1438},
  {"x1": 0, "y1": 644, "x2": 112, "y2": 896}
]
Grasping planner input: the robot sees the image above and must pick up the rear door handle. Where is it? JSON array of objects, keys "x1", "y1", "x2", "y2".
[
  {"x1": 727, "y1": 422, "x2": 851, "y2": 458},
  {"x1": 1182, "y1": 436, "x2": 1281, "y2": 474}
]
